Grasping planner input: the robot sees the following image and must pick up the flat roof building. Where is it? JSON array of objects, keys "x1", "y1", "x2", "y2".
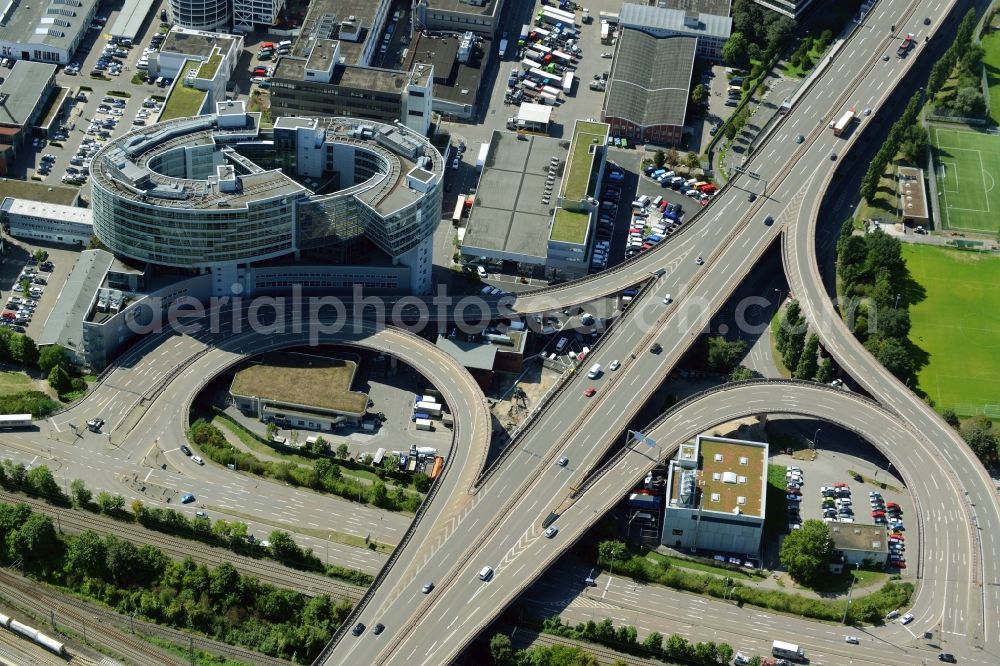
[
  {"x1": 269, "y1": 40, "x2": 433, "y2": 136},
  {"x1": 661, "y1": 434, "x2": 769, "y2": 557},
  {"x1": 0, "y1": 197, "x2": 92, "y2": 246},
  {"x1": 603, "y1": 30, "x2": 695, "y2": 146},
  {"x1": 0, "y1": 61, "x2": 61, "y2": 173},
  {"x1": 618, "y1": 2, "x2": 731, "y2": 60},
  {"x1": 753, "y1": 0, "x2": 822, "y2": 19},
  {"x1": 830, "y1": 523, "x2": 889, "y2": 567},
  {"x1": 462, "y1": 121, "x2": 609, "y2": 280},
  {"x1": 109, "y1": 0, "x2": 158, "y2": 42},
  {"x1": 512, "y1": 102, "x2": 552, "y2": 133},
  {"x1": 414, "y1": 0, "x2": 505, "y2": 36},
  {"x1": 39, "y1": 249, "x2": 115, "y2": 364},
  {"x1": 293, "y1": 0, "x2": 393, "y2": 67},
  {"x1": 896, "y1": 166, "x2": 929, "y2": 227},
  {"x1": 231, "y1": 352, "x2": 370, "y2": 430},
  {"x1": 402, "y1": 31, "x2": 490, "y2": 121},
  {"x1": 233, "y1": 0, "x2": 285, "y2": 32},
  {"x1": 0, "y1": 0, "x2": 98, "y2": 65}
]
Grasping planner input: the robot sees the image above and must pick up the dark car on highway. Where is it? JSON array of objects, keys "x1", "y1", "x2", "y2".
[
  {"x1": 650, "y1": 343, "x2": 662, "y2": 354},
  {"x1": 180, "y1": 445, "x2": 192, "y2": 456}
]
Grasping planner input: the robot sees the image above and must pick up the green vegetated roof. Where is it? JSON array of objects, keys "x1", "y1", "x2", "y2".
[
  {"x1": 563, "y1": 121, "x2": 609, "y2": 203},
  {"x1": 161, "y1": 64, "x2": 209, "y2": 120},
  {"x1": 551, "y1": 208, "x2": 589, "y2": 244},
  {"x1": 198, "y1": 52, "x2": 222, "y2": 79}
]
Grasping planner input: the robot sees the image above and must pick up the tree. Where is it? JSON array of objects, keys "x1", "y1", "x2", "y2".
[
  {"x1": 717, "y1": 642, "x2": 735, "y2": 665},
  {"x1": 96, "y1": 491, "x2": 125, "y2": 515},
  {"x1": 816, "y1": 358, "x2": 835, "y2": 384},
  {"x1": 24, "y1": 465, "x2": 62, "y2": 501},
  {"x1": 951, "y1": 87, "x2": 985, "y2": 117},
  {"x1": 489, "y1": 634, "x2": 515, "y2": 666},
  {"x1": 782, "y1": 327, "x2": 807, "y2": 374},
  {"x1": 794, "y1": 333, "x2": 820, "y2": 380},
  {"x1": 779, "y1": 519, "x2": 832, "y2": 584},
  {"x1": 268, "y1": 530, "x2": 302, "y2": 561},
  {"x1": 685, "y1": 151, "x2": 701, "y2": 170},
  {"x1": 642, "y1": 631, "x2": 664, "y2": 653},
  {"x1": 766, "y1": 17, "x2": 797, "y2": 51},
  {"x1": 865, "y1": 336, "x2": 914, "y2": 383},
  {"x1": 70, "y1": 479, "x2": 92, "y2": 508},
  {"x1": 130, "y1": 498, "x2": 144, "y2": 520},
  {"x1": 691, "y1": 82, "x2": 708, "y2": 106},
  {"x1": 653, "y1": 149, "x2": 666, "y2": 167},
  {"x1": 665, "y1": 148, "x2": 679, "y2": 165},
  {"x1": 9, "y1": 334, "x2": 38, "y2": 368},
  {"x1": 38, "y1": 344, "x2": 69, "y2": 375},
  {"x1": 961, "y1": 416, "x2": 998, "y2": 463},
  {"x1": 412, "y1": 472, "x2": 432, "y2": 493},
  {"x1": 9, "y1": 512, "x2": 58, "y2": 568},
  {"x1": 368, "y1": 481, "x2": 389, "y2": 508},
  {"x1": 308, "y1": 436, "x2": 327, "y2": 455},
  {"x1": 899, "y1": 125, "x2": 928, "y2": 164},
  {"x1": 597, "y1": 540, "x2": 627, "y2": 569},
  {"x1": 722, "y1": 32, "x2": 749, "y2": 67},
  {"x1": 941, "y1": 409, "x2": 960, "y2": 429},
  {"x1": 875, "y1": 307, "x2": 910, "y2": 339},
  {"x1": 729, "y1": 365, "x2": 756, "y2": 382},
  {"x1": 64, "y1": 529, "x2": 107, "y2": 579},
  {"x1": 665, "y1": 634, "x2": 692, "y2": 659},
  {"x1": 336, "y1": 443, "x2": 349, "y2": 459},
  {"x1": 48, "y1": 364, "x2": 72, "y2": 394},
  {"x1": 265, "y1": 421, "x2": 278, "y2": 440},
  {"x1": 707, "y1": 337, "x2": 748, "y2": 372}
]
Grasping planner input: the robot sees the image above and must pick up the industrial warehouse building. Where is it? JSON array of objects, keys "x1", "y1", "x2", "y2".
[
  {"x1": 0, "y1": 0, "x2": 97, "y2": 65},
  {"x1": 661, "y1": 435, "x2": 769, "y2": 557}
]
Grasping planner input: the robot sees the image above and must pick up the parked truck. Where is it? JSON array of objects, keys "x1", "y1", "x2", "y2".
[
  {"x1": 832, "y1": 107, "x2": 855, "y2": 136},
  {"x1": 771, "y1": 640, "x2": 804, "y2": 661},
  {"x1": 897, "y1": 32, "x2": 914, "y2": 57},
  {"x1": 476, "y1": 142, "x2": 489, "y2": 170},
  {"x1": 499, "y1": 38, "x2": 508, "y2": 57},
  {"x1": 415, "y1": 418, "x2": 434, "y2": 431},
  {"x1": 415, "y1": 400, "x2": 442, "y2": 416}
]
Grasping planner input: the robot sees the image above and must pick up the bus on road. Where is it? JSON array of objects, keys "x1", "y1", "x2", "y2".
[{"x1": 0, "y1": 414, "x2": 32, "y2": 428}]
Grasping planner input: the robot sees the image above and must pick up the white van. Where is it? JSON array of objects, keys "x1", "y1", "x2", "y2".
[
  {"x1": 651, "y1": 195, "x2": 663, "y2": 208},
  {"x1": 636, "y1": 194, "x2": 650, "y2": 207},
  {"x1": 587, "y1": 363, "x2": 602, "y2": 379},
  {"x1": 478, "y1": 565, "x2": 494, "y2": 581},
  {"x1": 278, "y1": 40, "x2": 292, "y2": 48}
]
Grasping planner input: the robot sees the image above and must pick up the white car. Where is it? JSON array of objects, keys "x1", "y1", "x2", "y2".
[
  {"x1": 845, "y1": 636, "x2": 859, "y2": 644},
  {"x1": 609, "y1": 359, "x2": 620, "y2": 371},
  {"x1": 192, "y1": 455, "x2": 205, "y2": 465},
  {"x1": 900, "y1": 612, "x2": 914, "y2": 624},
  {"x1": 662, "y1": 294, "x2": 672, "y2": 304}
]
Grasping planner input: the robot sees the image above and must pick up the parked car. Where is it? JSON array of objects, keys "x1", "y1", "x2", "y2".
[{"x1": 181, "y1": 493, "x2": 196, "y2": 504}]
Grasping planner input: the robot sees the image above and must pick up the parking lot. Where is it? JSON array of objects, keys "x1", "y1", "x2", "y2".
[
  {"x1": 772, "y1": 446, "x2": 913, "y2": 574},
  {"x1": 0, "y1": 238, "x2": 80, "y2": 341}
]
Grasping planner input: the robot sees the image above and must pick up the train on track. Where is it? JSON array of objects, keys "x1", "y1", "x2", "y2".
[{"x1": 0, "y1": 611, "x2": 66, "y2": 656}]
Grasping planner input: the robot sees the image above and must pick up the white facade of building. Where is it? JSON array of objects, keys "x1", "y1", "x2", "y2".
[
  {"x1": 0, "y1": 198, "x2": 92, "y2": 246},
  {"x1": 232, "y1": 0, "x2": 285, "y2": 31}
]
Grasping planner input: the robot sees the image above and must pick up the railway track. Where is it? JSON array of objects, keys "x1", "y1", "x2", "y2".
[
  {"x1": 0, "y1": 569, "x2": 290, "y2": 666},
  {"x1": 0, "y1": 491, "x2": 366, "y2": 602}
]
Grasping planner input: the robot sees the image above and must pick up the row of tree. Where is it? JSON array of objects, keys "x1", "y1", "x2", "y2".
[
  {"x1": 836, "y1": 224, "x2": 918, "y2": 383},
  {"x1": 0, "y1": 500, "x2": 351, "y2": 662},
  {"x1": 1, "y1": 463, "x2": 375, "y2": 587},
  {"x1": 188, "y1": 419, "x2": 423, "y2": 512},
  {"x1": 859, "y1": 91, "x2": 926, "y2": 202},
  {"x1": 722, "y1": 0, "x2": 797, "y2": 69},
  {"x1": 775, "y1": 301, "x2": 836, "y2": 382},
  {"x1": 928, "y1": 10, "x2": 983, "y2": 116},
  {"x1": 489, "y1": 636, "x2": 606, "y2": 666},
  {"x1": 594, "y1": 540, "x2": 912, "y2": 623}
]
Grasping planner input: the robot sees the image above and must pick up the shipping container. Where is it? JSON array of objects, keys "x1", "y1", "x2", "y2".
[{"x1": 415, "y1": 418, "x2": 434, "y2": 431}]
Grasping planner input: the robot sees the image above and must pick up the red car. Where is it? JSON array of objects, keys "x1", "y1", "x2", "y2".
[
  {"x1": 834, "y1": 482, "x2": 848, "y2": 488},
  {"x1": 786, "y1": 487, "x2": 801, "y2": 495},
  {"x1": 872, "y1": 510, "x2": 886, "y2": 518},
  {"x1": 584, "y1": 387, "x2": 596, "y2": 397},
  {"x1": 890, "y1": 532, "x2": 905, "y2": 540},
  {"x1": 890, "y1": 560, "x2": 906, "y2": 569}
]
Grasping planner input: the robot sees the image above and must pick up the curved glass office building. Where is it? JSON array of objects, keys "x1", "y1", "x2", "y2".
[
  {"x1": 91, "y1": 103, "x2": 443, "y2": 295},
  {"x1": 168, "y1": 0, "x2": 230, "y2": 31}
]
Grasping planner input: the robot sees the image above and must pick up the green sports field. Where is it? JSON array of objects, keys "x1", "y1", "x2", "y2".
[
  {"x1": 904, "y1": 244, "x2": 1000, "y2": 416},
  {"x1": 932, "y1": 126, "x2": 1000, "y2": 234}
]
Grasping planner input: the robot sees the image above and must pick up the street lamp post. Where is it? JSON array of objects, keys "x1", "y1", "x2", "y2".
[
  {"x1": 812, "y1": 427, "x2": 821, "y2": 451},
  {"x1": 843, "y1": 562, "x2": 861, "y2": 624}
]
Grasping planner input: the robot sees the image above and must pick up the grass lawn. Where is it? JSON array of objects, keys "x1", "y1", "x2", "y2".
[
  {"x1": 931, "y1": 126, "x2": 1000, "y2": 234},
  {"x1": 645, "y1": 551, "x2": 754, "y2": 579},
  {"x1": 805, "y1": 568, "x2": 887, "y2": 594},
  {"x1": 979, "y1": 27, "x2": 1000, "y2": 126},
  {"x1": 197, "y1": 53, "x2": 222, "y2": 79},
  {"x1": 563, "y1": 121, "x2": 608, "y2": 203},
  {"x1": 856, "y1": 170, "x2": 898, "y2": 223},
  {"x1": 551, "y1": 208, "x2": 589, "y2": 243},
  {"x1": 229, "y1": 352, "x2": 368, "y2": 414},
  {"x1": 904, "y1": 244, "x2": 1000, "y2": 416},
  {"x1": 0, "y1": 371, "x2": 31, "y2": 396}
]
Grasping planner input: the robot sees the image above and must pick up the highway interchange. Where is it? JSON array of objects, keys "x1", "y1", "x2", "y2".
[{"x1": 2, "y1": 0, "x2": 998, "y2": 664}]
